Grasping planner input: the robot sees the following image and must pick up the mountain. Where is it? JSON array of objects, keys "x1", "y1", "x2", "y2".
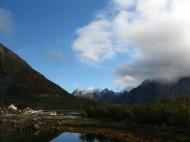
[
  {"x1": 170, "y1": 77, "x2": 190, "y2": 96},
  {"x1": 73, "y1": 88, "x2": 118, "y2": 103},
  {"x1": 0, "y1": 43, "x2": 69, "y2": 93},
  {"x1": 120, "y1": 78, "x2": 190, "y2": 104},
  {"x1": 98, "y1": 88, "x2": 118, "y2": 102},
  {"x1": 126, "y1": 80, "x2": 171, "y2": 104},
  {"x1": 73, "y1": 76, "x2": 190, "y2": 105},
  {"x1": 0, "y1": 43, "x2": 95, "y2": 109},
  {"x1": 72, "y1": 89, "x2": 94, "y2": 99}
]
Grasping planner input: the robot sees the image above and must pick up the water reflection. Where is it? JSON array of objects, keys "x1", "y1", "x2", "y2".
[{"x1": 50, "y1": 132, "x2": 118, "y2": 142}]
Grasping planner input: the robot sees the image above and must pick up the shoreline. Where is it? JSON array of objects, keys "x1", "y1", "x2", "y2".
[{"x1": 0, "y1": 114, "x2": 190, "y2": 142}]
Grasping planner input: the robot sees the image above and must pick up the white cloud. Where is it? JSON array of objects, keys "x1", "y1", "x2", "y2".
[
  {"x1": 73, "y1": 19, "x2": 113, "y2": 63},
  {"x1": 114, "y1": 75, "x2": 139, "y2": 86},
  {"x1": 0, "y1": 8, "x2": 13, "y2": 34},
  {"x1": 113, "y1": 0, "x2": 190, "y2": 86},
  {"x1": 73, "y1": 0, "x2": 190, "y2": 87},
  {"x1": 73, "y1": 18, "x2": 128, "y2": 64}
]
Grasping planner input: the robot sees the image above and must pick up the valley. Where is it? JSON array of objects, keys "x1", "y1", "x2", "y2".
[{"x1": 0, "y1": 43, "x2": 190, "y2": 142}]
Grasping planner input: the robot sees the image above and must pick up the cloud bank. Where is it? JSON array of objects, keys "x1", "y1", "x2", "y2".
[
  {"x1": 0, "y1": 8, "x2": 13, "y2": 34},
  {"x1": 73, "y1": 0, "x2": 190, "y2": 87}
]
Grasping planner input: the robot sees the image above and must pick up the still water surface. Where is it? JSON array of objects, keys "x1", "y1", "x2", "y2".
[
  {"x1": 50, "y1": 132, "x2": 118, "y2": 142},
  {"x1": 0, "y1": 132, "x2": 119, "y2": 142}
]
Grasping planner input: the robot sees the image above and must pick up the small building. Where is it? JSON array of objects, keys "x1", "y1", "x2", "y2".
[
  {"x1": 23, "y1": 107, "x2": 43, "y2": 114},
  {"x1": 8, "y1": 104, "x2": 17, "y2": 111},
  {"x1": 23, "y1": 107, "x2": 34, "y2": 113}
]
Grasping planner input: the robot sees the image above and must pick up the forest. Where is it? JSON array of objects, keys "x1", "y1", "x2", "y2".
[{"x1": 84, "y1": 96, "x2": 190, "y2": 127}]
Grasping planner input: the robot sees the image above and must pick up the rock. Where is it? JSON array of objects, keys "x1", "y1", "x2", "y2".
[
  {"x1": 57, "y1": 121, "x2": 62, "y2": 125},
  {"x1": 34, "y1": 124, "x2": 40, "y2": 130}
]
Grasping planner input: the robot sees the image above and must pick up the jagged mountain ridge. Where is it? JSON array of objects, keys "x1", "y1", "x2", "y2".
[
  {"x1": 72, "y1": 88, "x2": 118, "y2": 103},
  {"x1": 73, "y1": 77, "x2": 190, "y2": 104}
]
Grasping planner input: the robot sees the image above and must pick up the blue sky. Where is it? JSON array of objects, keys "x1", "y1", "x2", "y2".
[
  {"x1": 1, "y1": 0, "x2": 189, "y2": 92},
  {"x1": 0, "y1": 0, "x2": 129, "y2": 92}
]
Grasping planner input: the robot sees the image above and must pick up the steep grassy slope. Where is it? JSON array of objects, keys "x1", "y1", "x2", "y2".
[{"x1": 0, "y1": 43, "x2": 96, "y2": 109}]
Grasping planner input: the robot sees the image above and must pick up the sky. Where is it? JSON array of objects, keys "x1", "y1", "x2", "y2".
[{"x1": 0, "y1": 0, "x2": 190, "y2": 93}]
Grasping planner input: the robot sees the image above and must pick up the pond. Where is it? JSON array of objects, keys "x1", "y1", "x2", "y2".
[
  {"x1": 50, "y1": 132, "x2": 119, "y2": 142},
  {"x1": 0, "y1": 132, "x2": 119, "y2": 142}
]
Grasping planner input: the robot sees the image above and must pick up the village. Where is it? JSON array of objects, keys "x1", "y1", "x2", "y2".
[
  {"x1": 0, "y1": 104, "x2": 57, "y2": 116},
  {"x1": 0, "y1": 104, "x2": 84, "y2": 133}
]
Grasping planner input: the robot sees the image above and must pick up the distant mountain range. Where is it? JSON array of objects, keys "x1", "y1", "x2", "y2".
[
  {"x1": 0, "y1": 43, "x2": 95, "y2": 109},
  {"x1": 73, "y1": 78, "x2": 190, "y2": 104},
  {"x1": 72, "y1": 88, "x2": 119, "y2": 103}
]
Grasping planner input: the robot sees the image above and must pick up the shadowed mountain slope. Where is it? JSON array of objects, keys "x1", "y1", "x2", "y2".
[{"x1": 0, "y1": 43, "x2": 96, "y2": 109}]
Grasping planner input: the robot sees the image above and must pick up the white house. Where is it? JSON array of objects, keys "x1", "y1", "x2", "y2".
[{"x1": 8, "y1": 104, "x2": 17, "y2": 111}]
